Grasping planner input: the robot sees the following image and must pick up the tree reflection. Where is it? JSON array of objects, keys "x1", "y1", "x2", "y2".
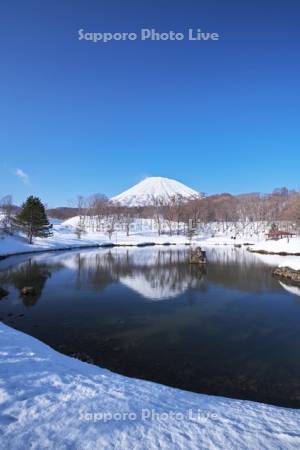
[
  {"x1": 73, "y1": 248, "x2": 206, "y2": 300},
  {"x1": 3, "y1": 259, "x2": 52, "y2": 306}
]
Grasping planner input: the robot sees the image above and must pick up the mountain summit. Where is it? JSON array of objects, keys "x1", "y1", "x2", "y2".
[{"x1": 111, "y1": 177, "x2": 200, "y2": 207}]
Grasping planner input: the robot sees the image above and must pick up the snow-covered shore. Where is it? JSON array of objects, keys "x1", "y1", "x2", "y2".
[
  {"x1": 279, "y1": 259, "x2": 300, "y2": 271},
  {"x1": 249, "y1": 237, "x2": 300, "y2": 256},
  {"x1": 0, "y1": 233, "x2": 106, "y2": 258},
  {"x1": 1, "y1": 322, "x2": 300, "y2": 449},
  {"x1": 0, "y1": 232, "x2": 256, "y2": 259},
  {"x1": 0, "y1": 217, "x2": 268, "y2": 258},
  {"x1": 0, "y1": 220, "x2": 193, "y2": 258},
  {"x1": 0, "y1": 232, "x2": 193, "y2": 259}
]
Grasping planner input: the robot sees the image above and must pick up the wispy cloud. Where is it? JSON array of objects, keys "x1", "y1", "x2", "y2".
[{"x1": 15, "y1": 168, "x2": 30, "y2": 185}]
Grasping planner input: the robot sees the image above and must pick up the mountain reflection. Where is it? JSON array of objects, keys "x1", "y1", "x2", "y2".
[
  {"x1": 0, "y1": 246, "x2": 284, "y2": 304},
  {"x1": 67, "y1": 248, "x2": 205, "y2": 299}
]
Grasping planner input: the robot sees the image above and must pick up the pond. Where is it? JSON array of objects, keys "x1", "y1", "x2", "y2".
[{"x1": 1, "y1": 246, "x2": 300, "y2": 408}]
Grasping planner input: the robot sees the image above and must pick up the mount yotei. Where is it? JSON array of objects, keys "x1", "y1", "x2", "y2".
[{"x1": 111, "y1": 177, "x2": 201, "y2": 207}]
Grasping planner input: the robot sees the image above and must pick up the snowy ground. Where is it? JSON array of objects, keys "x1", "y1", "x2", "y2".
[
  {"x1": 0, "y1": 218, "x2": 274, "y2": 258},
  {"x1": 1, "y1": 322, "x2": 300, "y2": 450},
  {"x1": 279, "y1": 259, "x2": 300, "y2": 271},
  {"x1": 0, "y1": 232, "x2": 105, "y2": 257},
  {"x1": 250, "y1": 237, "x2": 300, "y2": 256}
]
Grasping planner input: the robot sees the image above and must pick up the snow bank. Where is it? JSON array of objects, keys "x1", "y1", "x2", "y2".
[
  {"x1": 250, "y1": 237, "x2": 300, "y2": 255},
  {"x1": 0, "y1": 217, "x2": 193, "y2": 258},
  {"x1": 250, "y1": 238, "x2": 300, "y2": 271},
  {"x1": 279, "y1": 281, "x2": 300, "y2": 297},
  {"x1": 0, "y1": 218, "x2": 292, "y2": 259},
  {"x1": 0, "y1": 231, "x2": 191, "y2": 258},
  {"x1": 1, "y1": 323, "x2": 300, "y2": 449},
  {"x1": 0, "y1": 232, "x2": 105, "y2": 257},
  {"x1": 279, "y1": 259, "x2": 300, "y2": 271}
]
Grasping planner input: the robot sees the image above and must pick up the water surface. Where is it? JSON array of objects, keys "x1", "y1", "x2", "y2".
[{"x1": 1, "y1": 246, "x2": 300, "y2": 407}]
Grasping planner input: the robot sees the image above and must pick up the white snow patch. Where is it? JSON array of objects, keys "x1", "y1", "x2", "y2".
[
  {"x1": 279, "y1": 259, "x2": 300, "y2": 271},
  {"x1": 0, "y1": 218, "x2": 295, "y2": 259},
  {"x1": 279, "y1": 282, "x2": 300, "y2": 297},
  {"x1": 1, "y1": 322, "x2": 300, "y2": 449},
  {"x1": 251, "y1": 237, "x2": 300, "y2": 255}
]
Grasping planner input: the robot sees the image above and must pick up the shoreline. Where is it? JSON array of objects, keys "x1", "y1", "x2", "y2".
[
  {"x1": 1, "y1": 321, "x2": 300, "y2": 449},
  {"x1": 0, "y1": 241, "x2": 193, "y2": 260},
  {"x1": 248, "y1": 248, "x2": 300, "y2": 256}
]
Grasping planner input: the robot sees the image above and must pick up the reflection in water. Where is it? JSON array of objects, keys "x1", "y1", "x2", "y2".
[
  {"x1": 0, "y1": 246, "x2": 280, "y2": 303},
  {"x1": 118, "y1": 250, "x2": 206, "y2": 300},
  {"x1": 0, "y1": 259, "x2": 52, "y2": 306},
  {"x1": 0, "y1": 248, "x2": 205, "y2": 306},
  {"x1": 1, "y1": 246, "x2": 300, "y2": 408},
  {"x1": 6, "y1": 248, "x2": 206, "y2": 301},
  {"x1": 0, "y1": 287, "x2": 8, "y2": 300}
]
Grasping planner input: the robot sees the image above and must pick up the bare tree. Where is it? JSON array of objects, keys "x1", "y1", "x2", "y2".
[
  {"x1": 0, "y1": 195, "x2": 14, "y2": 233},
  {"x1": 151, "y1": 196, "x2": 164, "y2": 236},
  {"x1": 162, "y1": 197, "x2": 177, "y2": 236},
  {"x1": 77, "y1": 195, "x2": 86, "y2": 232},
  {"x1": 291, "y1": 195, "x2": 300, "y2": 234},
  {"x1": 83, "y1": 194, "x2": 108, "y2": 232},
  {"x1": 172, "y1": 194, "x2": 185, "y2": 234},
  {"x1": 121, "y1": 208, "x2": 135, "y2": 236},
  {"x1": 104, "y1": 202, "x2": 121, "y2": 240},
  {"x1": 75, "y1": 221, "x2": 86, "y2": 240},
  {"x1": 91, "y1": 194, "x2": 108, "y2": 231}
]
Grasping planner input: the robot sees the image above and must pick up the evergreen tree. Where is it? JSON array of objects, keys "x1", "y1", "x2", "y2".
[{"x1": 13, "y1": 196, "x2": 53, "y2": 244}]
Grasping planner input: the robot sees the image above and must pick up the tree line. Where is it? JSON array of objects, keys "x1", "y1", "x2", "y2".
[
  {"x1": 1, "y1": 187, "x2": 300, "y2": 243},
  {"x1": 66, "y1": 188, "x2": 300, "y2": 238}
]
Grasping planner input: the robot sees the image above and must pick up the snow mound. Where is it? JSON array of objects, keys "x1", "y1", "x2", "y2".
[
  {"x1": 111, "y1": 177, "x2": 200, "y2": 207},
  {"x1": 251, "y1": 237, "x2": 300, "y2": 256},
  {"x1": 279, "y1": 259, "x2": 300, "y2": 271},
  {"x1": 1, "y1": 322, "x2": 300, "y2": 449}
]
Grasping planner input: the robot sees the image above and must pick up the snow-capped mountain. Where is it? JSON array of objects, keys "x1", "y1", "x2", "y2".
[{"x1": 111, "y1": 177, "x2": 200, "y2": 207}]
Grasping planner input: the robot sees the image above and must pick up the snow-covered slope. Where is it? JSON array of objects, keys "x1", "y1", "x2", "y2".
[
  {"x1": 111, "y1": 177, "x2": 200, "y2": 207},
  {"x1": 1, "y1": 322, "x2": 300, "y2": 449}
]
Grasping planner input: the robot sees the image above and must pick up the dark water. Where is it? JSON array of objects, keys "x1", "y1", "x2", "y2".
[{"x1": 1, "y1": 246, "x2": 300, "y2": 408}]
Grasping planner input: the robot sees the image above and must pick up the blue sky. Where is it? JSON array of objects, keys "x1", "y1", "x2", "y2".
[{"x1": 1, "y1": 0, "x2": 300, "y2": 207}]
